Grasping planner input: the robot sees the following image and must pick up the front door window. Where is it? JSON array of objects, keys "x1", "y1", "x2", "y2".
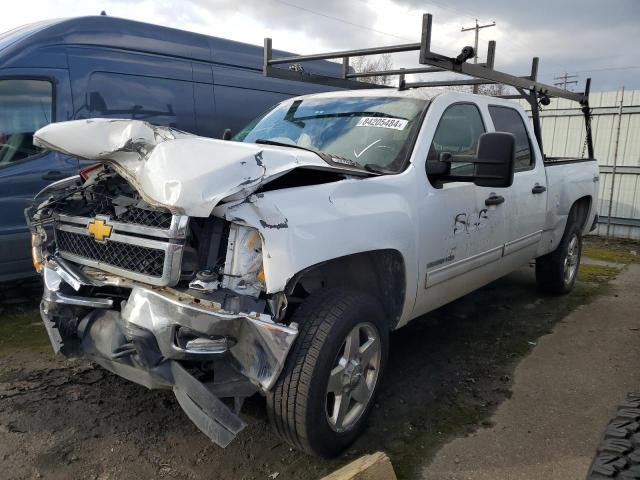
[{"x1": 0, "y1": 79, "x2": 53, "y2": 166}]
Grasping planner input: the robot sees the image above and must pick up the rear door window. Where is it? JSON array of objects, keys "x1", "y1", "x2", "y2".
[
  {"x1": 0, "y1": 79, "x2": 52, "y2": 166},
  {"x1": 488, "y1": 106, "x2": 533, "y2": 171}
]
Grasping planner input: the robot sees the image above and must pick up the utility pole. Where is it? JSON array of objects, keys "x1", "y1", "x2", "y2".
[
  {"x1": 461, "y1": 19, "x2": 496, "y2": 93},
  {"x1": 554, "y1": 72, "x2": 579, "y2": 90}
]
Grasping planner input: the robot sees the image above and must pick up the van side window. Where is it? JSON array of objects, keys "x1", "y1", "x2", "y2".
[
  {"x1": 488, "y1": 106, "x2": 533, "y2": 170},
  {"x1": 0, "y1": 79, "x2": 52, "y2": 166},
  {"x1": 84, "y1": 72, "x2": 196, "y2": 132},
  {"x1": 428, "y1": 104, "x2": 485, "y2": 177}
]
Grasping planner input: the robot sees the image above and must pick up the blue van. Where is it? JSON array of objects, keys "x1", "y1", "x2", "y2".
[{"x1": 0, "y1": 16, "x2": 340, "y2": 281}]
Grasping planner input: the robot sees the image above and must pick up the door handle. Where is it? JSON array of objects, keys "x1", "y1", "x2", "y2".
[
  {"x1": 485, "y1": 195, "x2": 505, "y2": 206},
  {"x1": 531, "y1": 185, "x2": 547, "y2": 194},
  {"x1": 42, "y1": 170, "x2": 66, "y2": 181}
]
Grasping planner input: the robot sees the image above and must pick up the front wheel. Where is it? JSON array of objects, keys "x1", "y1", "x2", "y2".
[
  {"x1": 536, "y1": 220, "x2": 582, "y2": 294},
  {"x1": 267, "y1": 289, "x2": 388, "y2": 457}
]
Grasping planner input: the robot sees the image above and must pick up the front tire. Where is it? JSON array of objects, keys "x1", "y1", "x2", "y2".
[
  {"x1": 536, "y1": 219, "x2": 582, "y2": 294},
  {"x1": 267, "y1": 289, "x2": 389, "y2": 457}
]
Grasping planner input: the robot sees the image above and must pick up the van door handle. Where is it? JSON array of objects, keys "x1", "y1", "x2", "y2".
[
  {"x1": 485, "y1": 195, "x2": 505, "y2": 206},
  {"x1": 531, "y1": 185, "x2": 547, "y2": 194},
  {"x1": 42, "y1": 170, "x2": 66, "y2": 181}
]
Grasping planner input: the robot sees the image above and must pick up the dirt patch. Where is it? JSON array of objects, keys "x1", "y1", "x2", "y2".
[
  {"x1": 0, "y1": 265, "x2": 609, "y2": 480},
  {"x1": 583, "y1": 235, "x2": 640, "y2": 264}
]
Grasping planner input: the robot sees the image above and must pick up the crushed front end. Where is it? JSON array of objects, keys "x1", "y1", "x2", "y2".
[{"x1": 26, "y1": 166, "x2": 297, "y2": 448}]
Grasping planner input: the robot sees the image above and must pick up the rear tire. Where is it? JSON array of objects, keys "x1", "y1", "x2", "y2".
[
  {"x1": 536, "y1": 218, "x2": 582, "y2": 294},
  {"x1": 267, "y1": 289, "x2": 388, "y2": 457},
  {"x1": 586, "y1": 393, "x2": 640, "y2": 479}
]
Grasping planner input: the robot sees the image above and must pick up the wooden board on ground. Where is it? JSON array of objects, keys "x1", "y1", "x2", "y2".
[{"x1": 321, "y1": 452, "x2": 397, "y2": 480}]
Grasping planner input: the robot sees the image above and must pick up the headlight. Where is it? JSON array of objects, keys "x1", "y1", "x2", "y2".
[
  {"x1": 31, "y1": 233, "x2": 43, "y2": 272},
  {"x1": 222, "y1": 224, "x2": 265, "y2": 296}
]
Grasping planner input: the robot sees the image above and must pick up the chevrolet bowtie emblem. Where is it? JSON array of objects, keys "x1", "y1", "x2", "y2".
[{"x1": 87, "y1": 219, "x2": 113, "y2": 241}]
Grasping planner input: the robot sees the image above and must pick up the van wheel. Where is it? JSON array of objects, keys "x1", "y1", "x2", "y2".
[
  {"x1": 267, "y1": 289, "x2": 388, "y2": 458},
  {"x1": 536, "y1": 220, "x2": 582, "y2": 294}
]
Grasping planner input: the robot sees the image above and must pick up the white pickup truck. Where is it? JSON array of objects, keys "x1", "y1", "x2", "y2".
[{"x1": 27, "y1": 88, "x2": 598, "y2": 457}]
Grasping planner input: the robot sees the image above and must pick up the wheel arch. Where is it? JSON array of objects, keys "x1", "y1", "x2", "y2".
[
  {"x1": 570, "y1": 195, "x2": 593, "y2": 232},
  {"x1": 284, "y1": 249, "x2": 407, "y2": 331}
]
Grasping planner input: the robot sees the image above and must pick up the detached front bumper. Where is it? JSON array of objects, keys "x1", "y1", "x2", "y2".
[{"x1": 40, "y1": 261, "x2": 298, "y2": 447}]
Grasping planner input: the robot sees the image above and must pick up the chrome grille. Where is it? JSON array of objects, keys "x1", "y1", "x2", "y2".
[
  {"x1": 56, "y1": 230, "x2": 165, "y2": 277},
  {"x1": 115, "y1": 207, "x2": 172, "y2": 229},
  {"x1": 52, "y1": 213, "x2": 188, "y2": 286}
]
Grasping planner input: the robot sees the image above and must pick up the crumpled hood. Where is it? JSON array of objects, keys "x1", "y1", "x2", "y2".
[{"x1": 34, "y1": 119, "x2": 360, "y2": 217}]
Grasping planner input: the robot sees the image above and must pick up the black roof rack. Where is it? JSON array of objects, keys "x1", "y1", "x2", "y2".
[{"x1": 262, "y1": 13, "x2": 594, "y2": 159}]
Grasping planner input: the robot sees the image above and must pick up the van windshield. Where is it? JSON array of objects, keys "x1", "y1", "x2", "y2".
[
  {"x1": 0, "y1": 79, "x2": 52, "y2": 165},
  {"x1": 235, "y1": 96, "x2": 427, "y2": 172}
]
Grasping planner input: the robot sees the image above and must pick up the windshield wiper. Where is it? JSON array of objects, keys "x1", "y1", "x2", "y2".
[
  {"x1": 254, "y1": 138, "x2": 332, "y2": 163},
  {"x1": 364, "y1": 163, "x2": 395, "y2": 175}
]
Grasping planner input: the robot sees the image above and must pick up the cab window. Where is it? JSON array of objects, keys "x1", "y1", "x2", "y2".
[
  {"x1": 427, "y1": 103, "x2": 485, "y2": 177},
  {"x1": 488, "y1": 106, "x2": 533, "y2": 171},
  {"x1": 0, "y1": 79, "x2": 53, "y2": 166}
]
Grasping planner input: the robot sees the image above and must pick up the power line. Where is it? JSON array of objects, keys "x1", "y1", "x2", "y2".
[
  {"x1": 270, "y1": 0, "x2": 414, "y2": 42},
  {"x1": 570, "y1": 65, "x2": 640, "y2": 74}
]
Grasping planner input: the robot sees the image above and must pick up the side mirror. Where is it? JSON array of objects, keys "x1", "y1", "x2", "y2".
[
  {"x1": 437, "y1": 132, "x2": 515, "y2": 188},
  {"x1": 222, "y1": 129, "x2": 232, "y2": 140},
  {"x1": 473, "y1": 132, "x2": 515, "y2": 188},
  {"x1": 426, "y1": 159, "x2": 451, "y2": 176}
]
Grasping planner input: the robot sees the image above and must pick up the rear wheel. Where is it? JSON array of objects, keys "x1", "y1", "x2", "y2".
[
  {"x1": 536, "y1": 219, "x2": 582, "y2": 294},
  {"x1": 267, "y1": 289, "x2": 388, "y2": 457}
]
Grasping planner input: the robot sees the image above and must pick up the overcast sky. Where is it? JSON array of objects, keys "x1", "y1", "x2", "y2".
[{"x1": 2, "y1": 0, "x2": 639, "y2": 91}]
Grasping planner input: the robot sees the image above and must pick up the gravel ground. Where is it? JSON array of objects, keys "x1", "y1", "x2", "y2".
[{"x1": 0, "y1": 237, "x2": 629, "y2": 480}]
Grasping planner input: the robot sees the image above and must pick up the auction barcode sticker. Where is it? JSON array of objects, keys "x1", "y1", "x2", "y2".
[{"x1": 356, "y1": 117, "x2": 408, "y2": 130}]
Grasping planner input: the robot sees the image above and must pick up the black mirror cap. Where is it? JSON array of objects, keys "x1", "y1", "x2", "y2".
[
  {"x1": 222, "y1": 129, "x2": 232, "y2": 140},
  {"x1": 474, "y1": 132, "x2": 516, "y2": 189},
  {"x1": 426, "y1": 159, "x2": 451, "y2": 176}
]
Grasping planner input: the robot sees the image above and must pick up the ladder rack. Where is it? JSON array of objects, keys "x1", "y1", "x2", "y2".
[{"x1": 262, "y1": 13, "x2": 594, "y2": 158}]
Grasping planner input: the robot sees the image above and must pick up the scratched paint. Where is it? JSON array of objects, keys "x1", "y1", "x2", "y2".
[{"x1": 453, "y1": 209, "x2": 489, "y2": 235}]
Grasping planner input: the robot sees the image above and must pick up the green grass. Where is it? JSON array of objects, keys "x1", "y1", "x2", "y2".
[
  {"x1": 0, "y1": 309, "x2": 50, "y2": 354},
  {"x1": 582, "y1": 245, "x2": 640, "y2": 264},
  {"x1": 578, "y1": 263, "x2": 620, "y2": 283}
]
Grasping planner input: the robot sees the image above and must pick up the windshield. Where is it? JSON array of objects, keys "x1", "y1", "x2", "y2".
[{"x1": 235, "y1": 96, "x2": 427, "y2": 172}]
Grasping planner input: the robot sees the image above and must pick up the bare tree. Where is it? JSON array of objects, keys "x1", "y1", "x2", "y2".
[
  {"x1": 351, "y1": 54, "x2": 393, "y2": 86},
  {"x1": 477, "y1": 83, "x2": 509, "y2": 96}
]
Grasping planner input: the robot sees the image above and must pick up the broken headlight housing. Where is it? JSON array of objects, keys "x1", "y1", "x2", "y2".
[{"x1": 222, "y1": 224, "x2": 265, "y2": 297}]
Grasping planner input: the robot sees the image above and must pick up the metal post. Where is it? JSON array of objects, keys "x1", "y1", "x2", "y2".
[
  {"x1": 486, "y1": 41, "x2": 496, "y2": 69},
  {"x1": 582, "y1": 78, "x2": 594, "y2": 159},
  {"x1": 263, "y1": 38, "x2": 272, "y2": 76},
  {"x1": 419, "y1": 13, "x2": 432, "y2": 64},
  {"x1": 606, "y1": 86, "x2": 625, "y2": 242}
]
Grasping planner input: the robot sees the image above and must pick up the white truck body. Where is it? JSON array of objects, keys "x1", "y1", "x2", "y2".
[
  {"x1": 28, "y1": 88, "x2": 599, "y2": 452},
  {"x1": 34, "y1": 90, "x2": 598, "y2": 325}
]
